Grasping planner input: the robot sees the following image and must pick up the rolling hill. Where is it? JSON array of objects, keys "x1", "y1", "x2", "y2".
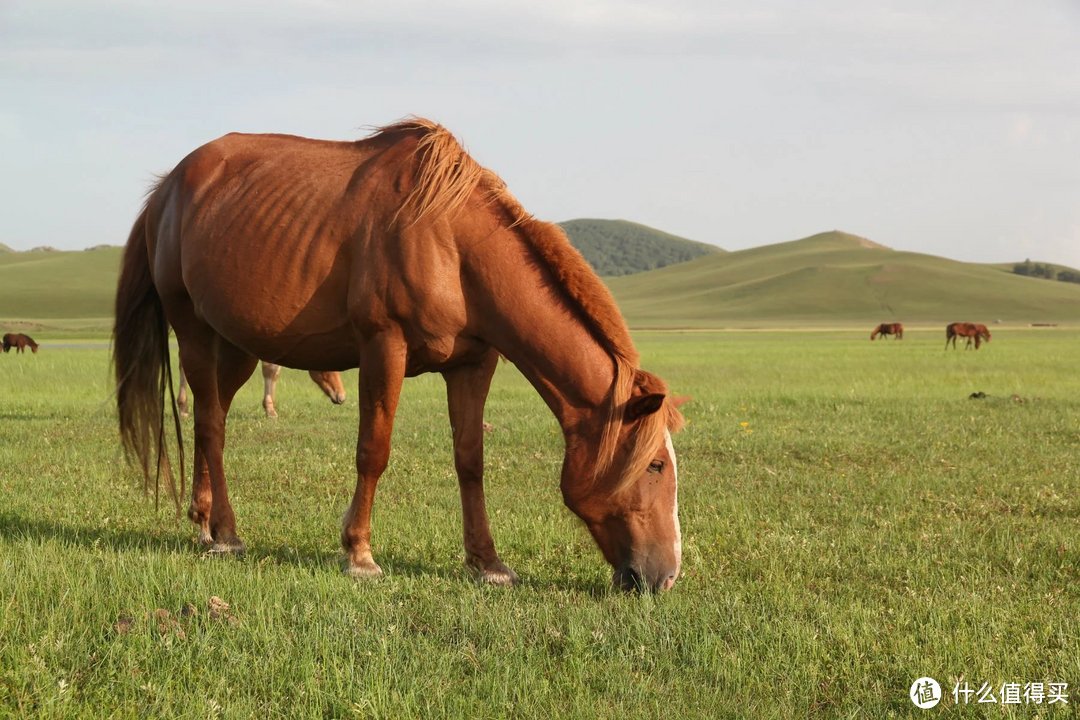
[
  {"x1": 0, "y1": 245, "x2": 122, "y2": 321},
  {"x1": 2, "y1": 230, "x2": 1078, "y2": 331},
  {"x1": 559, "y1": 219, "x2": 722, "y2": 276},
  {"x1": 607, "y1": 231, "x2": 1080, "y2": 327}
]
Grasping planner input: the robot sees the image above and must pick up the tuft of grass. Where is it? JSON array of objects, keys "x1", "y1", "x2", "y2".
[{"x1": 1, "y1": 329, "x2": 1078, "y2": 717}]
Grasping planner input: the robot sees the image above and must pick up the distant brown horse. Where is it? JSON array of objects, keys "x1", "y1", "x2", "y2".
[
  {"x1": 2, "y1": 333, "x2": 38, "y2": 354},
  {"x1": 113, "y1": 118, "x2": 685, "y2": 592},
  {"x1": 177, "y1": 360, "x2": 345, "y2": 418},
  {"x1": 870, "y1": 322, "x2": 903, "y2": 340},
  {"x1": 946, "y1": 322, "x2": 991, "y2": 350}
]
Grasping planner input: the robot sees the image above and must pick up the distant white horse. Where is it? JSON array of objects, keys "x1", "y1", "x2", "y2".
[{"x1": 177, "y1": 361, "x2": 345, "y2": 418}]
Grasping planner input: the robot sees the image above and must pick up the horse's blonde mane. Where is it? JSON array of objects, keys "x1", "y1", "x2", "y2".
[
  {"x1": 371, "y1": 118, "x2": 682, "y2": 490},
  {"x1": 371, "y1": 118, "x2": 516, "y2": 227}
]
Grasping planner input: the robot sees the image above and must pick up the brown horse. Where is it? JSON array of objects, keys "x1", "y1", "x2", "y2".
[
  {"x1": 113, "y1": 118, "x2": 686, "y2": 592},
  {"x1": 946, "y1": 322, "x2": 991, "y2": 350},
  {"x1": 177, "y1": 360, "x2": 345, "y2": 418},
  {"x1": 2, "y1": 333, "x2": 39, "y2": 354},
  {"x1": 870, "y1": 322, "x2": 903, "y2": 340}
]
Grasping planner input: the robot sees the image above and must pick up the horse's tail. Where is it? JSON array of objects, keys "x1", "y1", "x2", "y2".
[{"x1": 112, "y1": 201, "x2": 183, "y2": 511}]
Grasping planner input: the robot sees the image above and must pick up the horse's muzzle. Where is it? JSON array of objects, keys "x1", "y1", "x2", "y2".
[{"x1": 613, "y1": 564, "x2": 678, "y2": 593}]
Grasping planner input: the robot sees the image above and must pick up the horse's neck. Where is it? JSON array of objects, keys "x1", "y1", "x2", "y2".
[
  {"x1": 490, "y1": 297, "x2": 615, "y2": 432},
  {"x1": 465, "y1": 233, "x2": 616, "y2": 432}
]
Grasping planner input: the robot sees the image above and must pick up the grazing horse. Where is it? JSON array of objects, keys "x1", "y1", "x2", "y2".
[
  {"x1": 2, "y1": 333, "x2": 39, "y2": 354},
  {"x1": 113, "y1": 119, "x2": 686, "y2": 592},
  {"x1": 176, "y1": 360, "x2": 345, "y2": 418},
  {"x1": 946, "y1": 322, "x2": 990, "y2": 350},
  {"x1": 870, "y1": 322, "x2": 903, "y2": 340}
]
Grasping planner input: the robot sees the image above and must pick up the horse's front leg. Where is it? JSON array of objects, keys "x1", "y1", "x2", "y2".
[
  {"x1": 444, "y1": 350, "x2": 518, "y2": 586},
  {"x1": 341, "y1": 330, "x2": 407, "y2": 578}
]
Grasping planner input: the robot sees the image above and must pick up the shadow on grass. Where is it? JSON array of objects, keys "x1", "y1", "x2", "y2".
[
  {"x1": 0, "y1": 510, "x2": 520, "y2": 585},
  {"x1": 0, "y1": 511, "x2": 615, "y2": 594},
  {"x1": 0, "y1": 510, "x2": 190, "y2": 554}
]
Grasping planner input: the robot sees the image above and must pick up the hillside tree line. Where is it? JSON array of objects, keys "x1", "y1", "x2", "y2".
[{"x1": 1013, "y1": 259, "x2": 1080, "y2": 284}]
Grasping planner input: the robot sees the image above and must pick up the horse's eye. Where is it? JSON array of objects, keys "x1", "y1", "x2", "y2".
[{"x1": 647, "y1": 460, "x2": 664, "y2": 474}]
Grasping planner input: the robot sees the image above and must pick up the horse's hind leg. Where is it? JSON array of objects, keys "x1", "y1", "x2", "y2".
[
  {"x1": 179, "y1": 336, "x2": 258, "y2": 552},
  {"x1": 443, "y1": 350, "x2": 517, "y2": 585},
  {"x1": 176, "y1": 361, "x2": 191, "y2": 418},
  {"x1": 261, "y1": 362, "x2": 282, "y2": 418}
]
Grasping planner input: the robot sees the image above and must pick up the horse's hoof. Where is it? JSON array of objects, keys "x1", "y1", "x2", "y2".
[
  {"x1": 344, "y1": 559, "x2": 383, "y2": 579},
  {"x1": 207, "y1": 539, "x2": 245, "y2": 555},
  {"x1": 468, "y1": 560, "x2": 519, "y2": 587},
  {"x1": 198, "y1": 529, "x2": 213, "y2": 547}
]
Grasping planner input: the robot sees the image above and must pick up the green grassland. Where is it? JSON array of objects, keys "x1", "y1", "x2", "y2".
[{"x1": 2, "y1": 329, "x2": 1078, "y2": 717}]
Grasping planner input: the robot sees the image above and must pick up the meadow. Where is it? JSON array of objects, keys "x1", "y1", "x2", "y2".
[{"x1": 1, "y1": 328, "x2": 1078, "y2": 718}]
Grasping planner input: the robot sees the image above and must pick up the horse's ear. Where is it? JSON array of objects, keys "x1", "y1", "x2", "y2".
[{"x1": 626, "y1": 393, "x2": 665, "y2": 421}]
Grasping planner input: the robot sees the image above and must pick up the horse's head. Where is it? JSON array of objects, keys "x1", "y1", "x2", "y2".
[
  {"x1": 309, "y1": 370, "x2": 347, "y2": 405},
  {"x1": 561, "y1": 371, "x2": 687, "y2": 593}
]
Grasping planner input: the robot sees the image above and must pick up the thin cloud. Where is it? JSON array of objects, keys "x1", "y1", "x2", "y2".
[{"x1": 2, "y1": 0, "x2": 1079, "y2": 268}]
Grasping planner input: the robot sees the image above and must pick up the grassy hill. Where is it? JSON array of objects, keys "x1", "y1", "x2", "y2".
[
  {"x1": 607, "y1": 231, "x2": 1080, "y2": 327},
  {"x1": 559, "y1": 219, "x2": 722, "y2": 276},
  {"x1": 0, "y1": 246, "x2": 121, "y2": 325},
  {"x1": 3, "y1": 230, "x2": 1079, "y2": 333}
]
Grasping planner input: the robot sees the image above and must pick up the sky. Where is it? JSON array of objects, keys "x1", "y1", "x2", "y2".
[{"x1": 2, "y1": 1, "x2": 1079, "y2": 268}]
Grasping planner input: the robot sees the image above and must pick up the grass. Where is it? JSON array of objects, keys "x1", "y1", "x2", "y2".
[{"x1": 1, "y1": 328, "x2": 1079, "y2": 717}]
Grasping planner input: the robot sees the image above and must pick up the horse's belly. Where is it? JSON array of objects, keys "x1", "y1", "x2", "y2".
[{"x1": 180, "y1": 240, "x2": 355, "y2": 364}]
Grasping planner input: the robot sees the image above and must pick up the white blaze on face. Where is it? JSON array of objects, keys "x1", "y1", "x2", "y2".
[{"x1": 664, "y1": 430, "x2": 682, "y2": 567}]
